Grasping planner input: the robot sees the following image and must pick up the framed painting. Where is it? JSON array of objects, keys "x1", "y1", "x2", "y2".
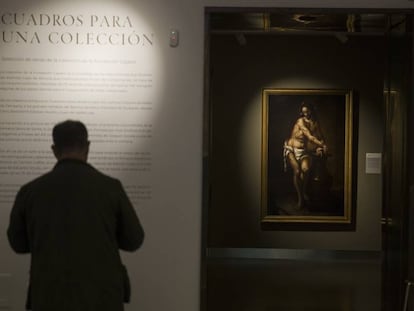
[{"x1": 261, "y1": 89, "x2": 356, "y2": 230}]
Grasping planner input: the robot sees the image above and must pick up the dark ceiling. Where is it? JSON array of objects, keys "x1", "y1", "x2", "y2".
[{"x1": 209, "y1": 12, "x2": 408, "y2": 34}]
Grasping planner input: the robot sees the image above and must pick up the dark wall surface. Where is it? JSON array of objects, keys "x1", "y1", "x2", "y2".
[{"x1": 208, "y1": 34, "x2": 385, "y2": 250}]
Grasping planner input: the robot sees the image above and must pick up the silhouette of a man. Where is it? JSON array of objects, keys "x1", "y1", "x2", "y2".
[{"x1": 8, "y1": 120, "x2": 144, "y2": 311}]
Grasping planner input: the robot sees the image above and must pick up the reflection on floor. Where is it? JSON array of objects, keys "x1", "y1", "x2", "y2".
[{"x1": 204, "y1": 257, "x2": 381, "y2": 311}]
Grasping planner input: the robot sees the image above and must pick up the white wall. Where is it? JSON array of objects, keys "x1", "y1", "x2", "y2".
[{"x1": 0, "y1": 1, "x2": 413, "y2": 311}]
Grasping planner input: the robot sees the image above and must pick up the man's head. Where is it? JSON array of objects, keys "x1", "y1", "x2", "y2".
[
  {"x1": 300, "y1": 102, "x2": 314, "y2": 119},
  {"x1": 51, "y1": 120, "x2": 90, "y2": 161}
]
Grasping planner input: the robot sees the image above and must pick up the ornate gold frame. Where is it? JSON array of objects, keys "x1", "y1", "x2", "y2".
[{"x1": 261, "y1": 89, "x2": 354, "y2": 227}]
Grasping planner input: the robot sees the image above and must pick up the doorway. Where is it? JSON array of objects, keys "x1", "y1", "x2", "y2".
[{"x1": 202, "y1": 8, "x2": 412, "y2": 311}]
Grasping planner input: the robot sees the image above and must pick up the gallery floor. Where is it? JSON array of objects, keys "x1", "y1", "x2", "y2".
[{"x1": 204, "y1": 255, "x2": 381, "y2": 311}]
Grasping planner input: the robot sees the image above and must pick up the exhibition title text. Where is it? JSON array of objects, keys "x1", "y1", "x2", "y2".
[{"x1": 1, "y1": 13, "x2": 154, "y2": 46}]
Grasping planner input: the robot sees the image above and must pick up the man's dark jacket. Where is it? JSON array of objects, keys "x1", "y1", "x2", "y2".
[{"x1": 7, "y1": 159, "x2": 144, "y2": 311}]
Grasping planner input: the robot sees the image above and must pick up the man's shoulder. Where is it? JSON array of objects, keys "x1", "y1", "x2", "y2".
[
  {"x1": 21, "y1": 171, "x2": 53, "y2": 187},
  {"x1": 82, "y1": 164, "x2": 124, "y2": 191},
  {"x1": 90, "y1": 167, "x2": 121, "y2": 184},
  {"x1": 22, "y1": 162, "x2": 120, "y2": 188},
  {"x1": 16, "y1": 171, "x2": 55, "y2": 197},
  {"x1": 296, "y1": 117, "x2": 306, "y2": 126}
]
